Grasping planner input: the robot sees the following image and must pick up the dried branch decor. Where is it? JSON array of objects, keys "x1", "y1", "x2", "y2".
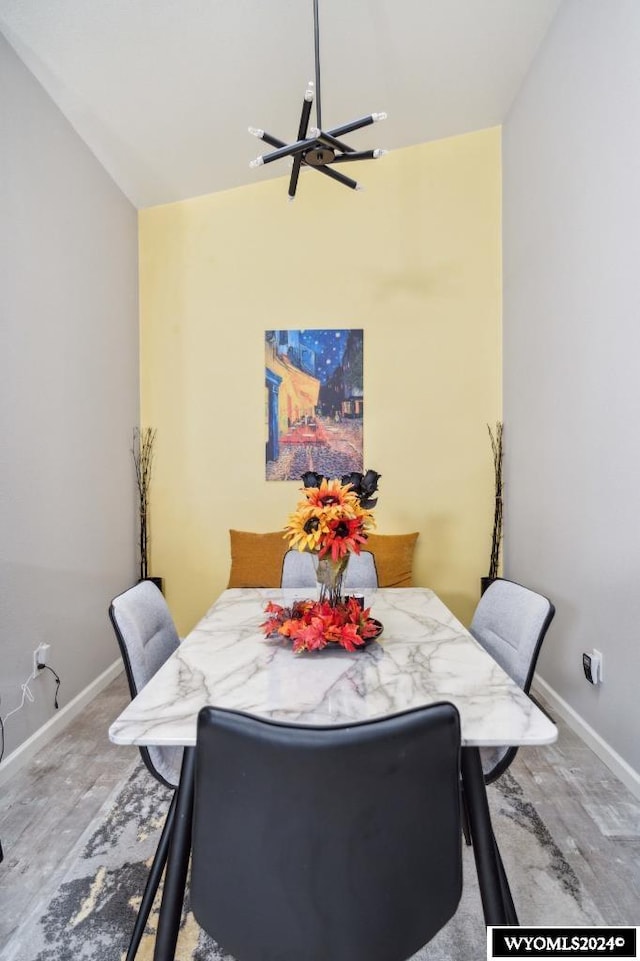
[
  {"x1": 487, "y1": 422, "x2": 504, "y2": 580},
  {"x1": 131, "y1": 427, "x2": 157, "y2": 582}
]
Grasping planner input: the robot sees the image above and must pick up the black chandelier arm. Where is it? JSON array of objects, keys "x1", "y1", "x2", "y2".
[
  {"x1": 311, "y1": 164, "x2": 359, "y2": 190},
  {"x1": 297, "y1": 95, "x2": 313, "y2": 141},
  {"x1": 330, "y1": 149, "x2": 380, "y2": 164},
  {"x1": 288, "y1": 93, "x2": 314, "y2": 200},
  {"x1": 259, "y1": 131, "x2": 287, "y2": 149},
  {"x1": 327, "y1": 113, "x2": 386, "y2": 139},
  {"x1": 252, "y1": 135, "x2": 318, "y2": 167},
  {"x1": 288, "y1": 155, "x2": 304, "y2": 199},
  {"x1": 315, "y1": 131, "x2": 355, "y2": 154}
]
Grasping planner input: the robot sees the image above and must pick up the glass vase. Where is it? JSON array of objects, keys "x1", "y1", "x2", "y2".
[{"x1": 316, "y1": 555, "x2": 350, "y2": 607}]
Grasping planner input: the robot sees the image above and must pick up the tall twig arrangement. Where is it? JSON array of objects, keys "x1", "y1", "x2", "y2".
[
  {"x1": 131, "y1": 427, "x2": 157, "y2": 581},
  {"x1": 487, "y1": 422, "x2": 504, "y2": 580}
]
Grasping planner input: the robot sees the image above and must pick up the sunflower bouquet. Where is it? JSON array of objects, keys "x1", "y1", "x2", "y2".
[
  {"x1": 285, "y1": 469, "x2": 381, "y2": 563},
  {"x1": 261, "y1": 470, "x2": 382, "y2": 652}
]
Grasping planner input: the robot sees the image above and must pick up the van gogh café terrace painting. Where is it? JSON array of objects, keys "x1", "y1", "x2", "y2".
[{"x1": 265, "y1": 329, "x2": 364, "y2": 481}]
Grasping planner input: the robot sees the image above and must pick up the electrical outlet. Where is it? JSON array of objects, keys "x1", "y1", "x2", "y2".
[
  {"x1": 593, "y1": 648, "x2": 603, "y2": 682},
  {"x1": 582, "y1": 649, "x2": 602, "y2": 685},
  {"x1": 33, "y1": 643, "x2": 50, "y2": 673}
]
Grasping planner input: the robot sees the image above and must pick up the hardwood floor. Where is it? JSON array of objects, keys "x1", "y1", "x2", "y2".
[
  {"x1": 0, "y1": 672, "x2": 639, "y2": 949},
  {"x1": 0, "y1": 673, "x2": 136, "y2": 947},
  {"x1": 506, "y1": 702, "x2": 640, "y2": 925}
]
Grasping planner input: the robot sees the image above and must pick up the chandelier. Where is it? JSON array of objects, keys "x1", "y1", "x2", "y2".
[{"x1": 248, "y1": 0, "x2": 388, "y2": 200}]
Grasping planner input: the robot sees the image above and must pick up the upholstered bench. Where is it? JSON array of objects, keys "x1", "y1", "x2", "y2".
[{"x1": 227, "y1": 529, "x2": 419, "y2": 589}]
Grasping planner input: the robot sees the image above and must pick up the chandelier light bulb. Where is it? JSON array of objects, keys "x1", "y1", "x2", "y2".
[
  {"x1": 305, "y1": 83, "x2": 315, "y2": 102},
  {"x1": 249, "y1": 156, "x2": 264, "y2": 168},
  {"x1": 248, "y1": 127, "x2": 264, "y2": 138},
  {"x1": 373, "y1": 149, "x2": 388, "y2": 158},
  {"x1": 372, "y1": 112, "x2": 388, "y2": 122}
]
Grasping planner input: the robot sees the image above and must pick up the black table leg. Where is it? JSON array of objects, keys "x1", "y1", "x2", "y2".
[
  {"x1": 460, "y1": 746, "x2": 519, "y2": 926},
  {"x1": 153, "y1": 746, "x2": 196, "y2": 961}
]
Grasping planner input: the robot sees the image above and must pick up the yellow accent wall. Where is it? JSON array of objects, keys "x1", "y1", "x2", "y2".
[{"x1": 139, "y1": 127, "x2": 502, "y2": 634}]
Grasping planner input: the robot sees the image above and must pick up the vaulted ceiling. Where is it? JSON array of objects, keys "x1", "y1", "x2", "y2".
[{"x1": 0, "y1": 0, "x2": 560, "y2": 208}]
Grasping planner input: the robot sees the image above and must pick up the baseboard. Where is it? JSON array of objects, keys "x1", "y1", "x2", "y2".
[
  {"x1": 533, "y1": 674, "x2": 640, "y2": 801},
  {"x1": 0, "y1": 660, "x2": 123, "y2": 789}
]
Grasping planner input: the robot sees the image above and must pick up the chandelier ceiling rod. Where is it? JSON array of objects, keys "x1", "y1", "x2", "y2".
[
  {"x1": 313, "y1": 0, "x2": 322, "y2": 131},
  {"x1": 248, "y1": 0, "x2": 388, "y2": 200}
]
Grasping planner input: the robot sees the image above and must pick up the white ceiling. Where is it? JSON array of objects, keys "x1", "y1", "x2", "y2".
[{"x1": 0, "y1": 0, "x2": 560, "y2": 209}]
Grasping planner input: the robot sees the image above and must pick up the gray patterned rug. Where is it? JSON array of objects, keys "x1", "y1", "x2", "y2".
[{"x1": 1, "y1": 762, "x2": 602, "y2": 961}]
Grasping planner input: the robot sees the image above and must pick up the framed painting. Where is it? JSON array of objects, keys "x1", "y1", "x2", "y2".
[{"x1": 265, "y1": 329, "x2": 364, "y2": 481}]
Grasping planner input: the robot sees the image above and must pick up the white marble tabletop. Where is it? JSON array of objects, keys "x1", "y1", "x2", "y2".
[{"x1": 109, "y1": 587, "x2": 557, "y2": 749}]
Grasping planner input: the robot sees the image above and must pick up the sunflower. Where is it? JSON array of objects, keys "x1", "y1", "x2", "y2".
[
  {"x1": 284, "y1": 506, "x2": 327, "y2": 552},
  {"x1": 318, "y1": 516, "x2": 368, "y2": 561},
  {"x1": 304, "y1": 478, "x2": 360, "y2": 520}
]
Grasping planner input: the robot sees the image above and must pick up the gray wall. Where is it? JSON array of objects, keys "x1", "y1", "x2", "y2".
[
  {"x1": 0, "y1": 34, "x2": 138, "y2": 758},
  {"x1": 503, "y1": 0, "x2": 640, "y2": 774}
]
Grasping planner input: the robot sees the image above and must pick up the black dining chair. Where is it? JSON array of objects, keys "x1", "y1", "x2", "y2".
[
  {"x1": 190, "y1": 702, "x2": 462, "y2": 961},
  {"x1": 469, "y1": 577, "x2": 555, "y2": 785},
  {"x1": 109, "y1": 580, "x2": 184, "y2": 961}
]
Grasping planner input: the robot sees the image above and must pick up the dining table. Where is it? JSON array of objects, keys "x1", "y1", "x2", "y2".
[{"x1": 109, "y1": 585, "x2": 558, "y2": 961}]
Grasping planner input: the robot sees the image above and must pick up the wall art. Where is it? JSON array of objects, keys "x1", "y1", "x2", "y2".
[{"x1": 265, "y1": 329, "x2": 364, "y2": 481}]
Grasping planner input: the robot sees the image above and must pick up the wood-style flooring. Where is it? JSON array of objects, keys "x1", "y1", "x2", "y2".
[
  {"x1": 0, "y1": 673, "x2": 639, "y2": 948},
  {"x1": 0, "y1": 674, "x2": 137, "y2": 947}
]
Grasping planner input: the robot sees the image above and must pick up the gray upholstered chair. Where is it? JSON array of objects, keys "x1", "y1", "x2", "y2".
[
  {"x1": 109, "y1": 580, "x2": 183, "y2": 961},
  {"x1": 281, "y1": 549, "x2": 378, "y2": 590},
  {"x1": 110, "y1": 580, "x2": 182, "y2": 787},
  {"x1": 191, "y1": 703, "x2": 462, "y2": 961},
  {"x1": 469, "y1": 578, "x2": 555, "y2": 784}
]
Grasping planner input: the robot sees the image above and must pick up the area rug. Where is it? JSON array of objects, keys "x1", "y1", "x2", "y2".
[{"x1": 1, "y1": 762, "x2": 603, "y2": 961}]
